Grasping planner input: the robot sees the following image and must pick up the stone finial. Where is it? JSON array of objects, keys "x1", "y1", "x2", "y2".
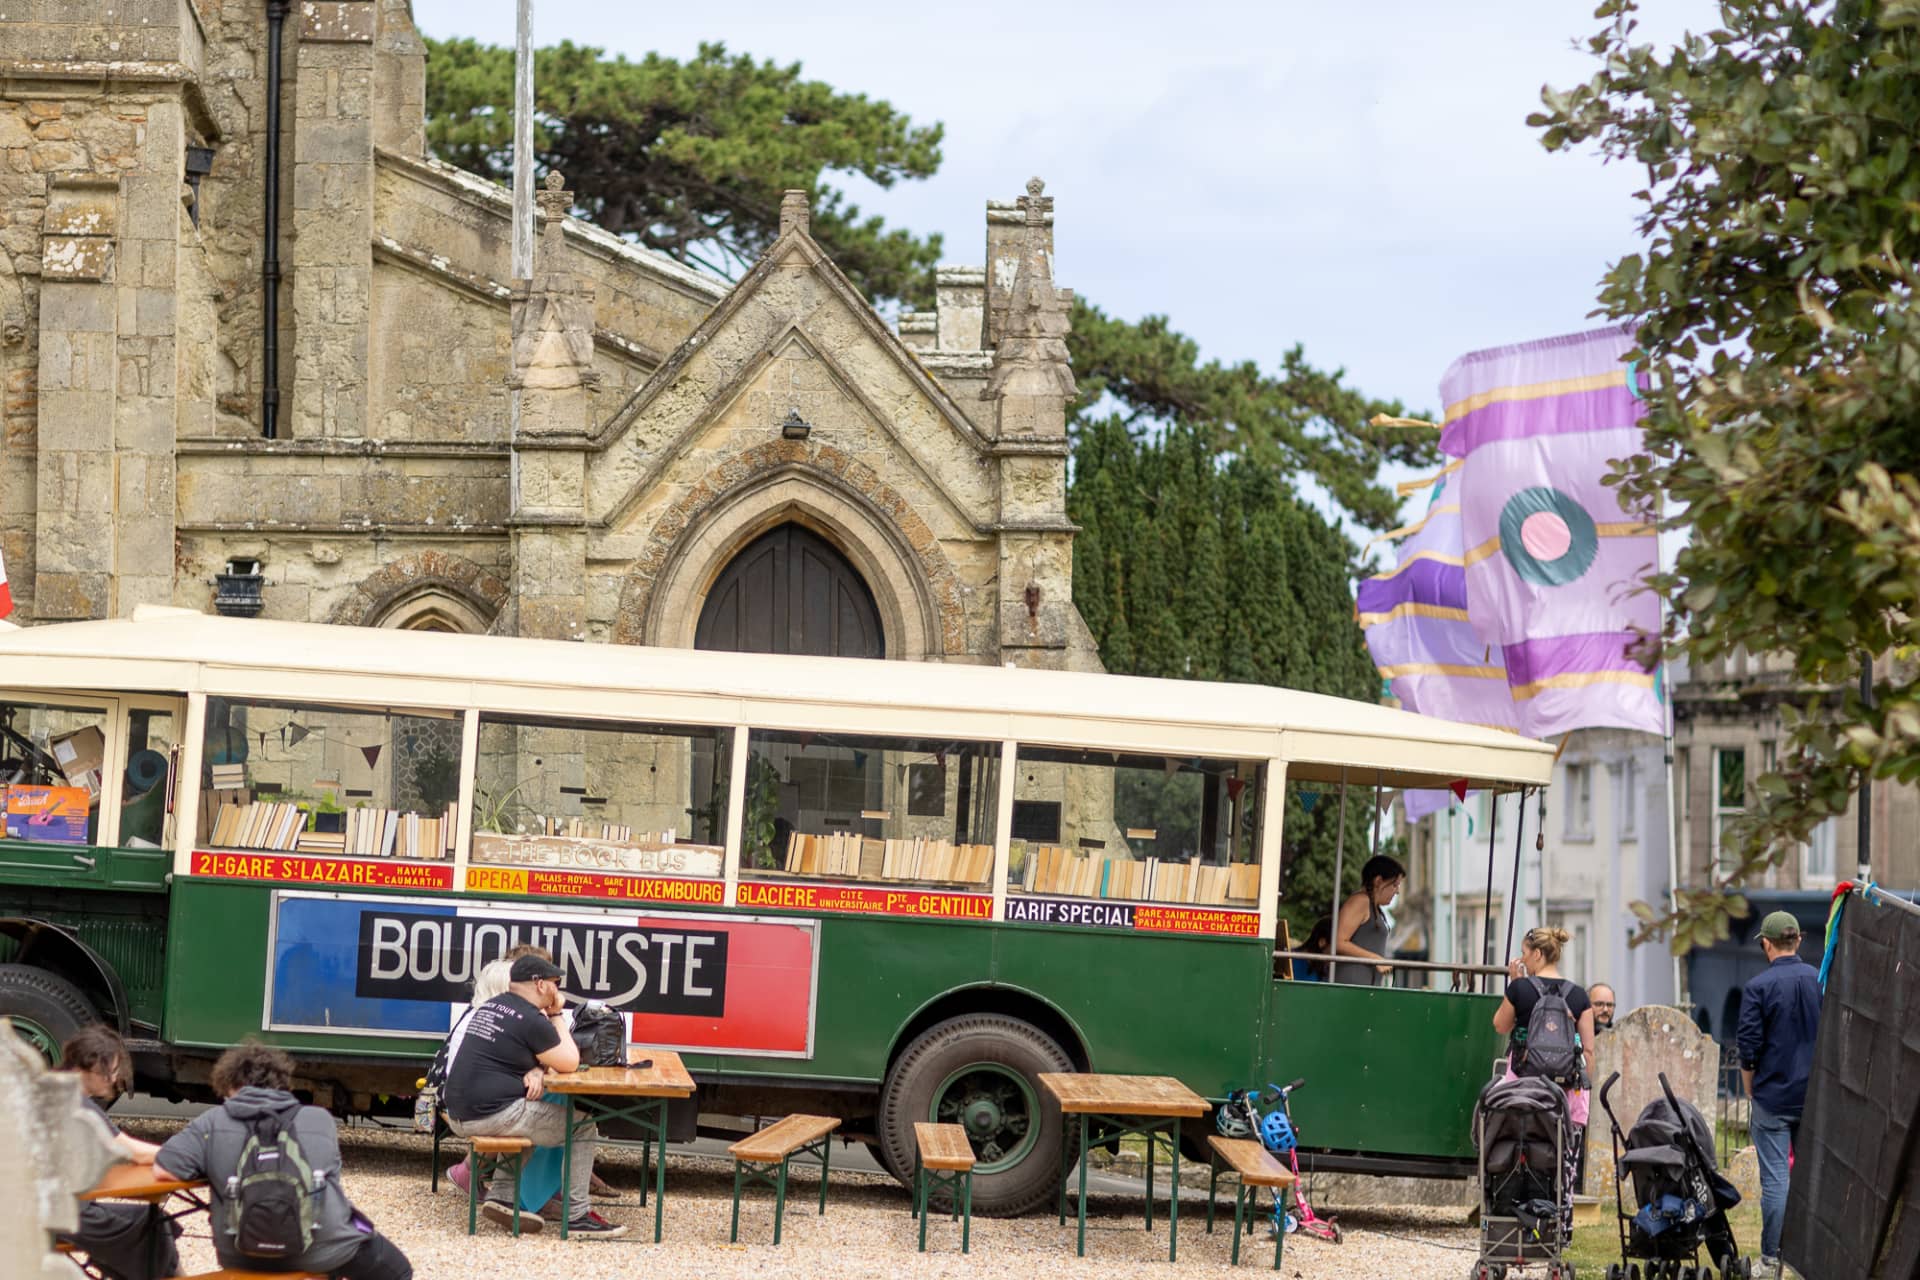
[
  {"x1": 536, "y1": 170, "x2": 572, "y2": 223},
  {"x1": 983, "y1": 180, "x2": 1075, "y2": 408},
  {"x1": 780, "y1": 190, "x2": 811, "y2": 237}
]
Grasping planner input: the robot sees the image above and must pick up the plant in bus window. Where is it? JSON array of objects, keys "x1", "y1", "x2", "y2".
[
  {"x1": 742, "y1": 754, "x2": 782, "y2": 869},
  {"x1": 473, "y1": 781, "x2": 534, "y2": 836}
]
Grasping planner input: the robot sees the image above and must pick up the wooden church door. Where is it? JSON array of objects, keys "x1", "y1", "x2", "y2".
[{"x1": 693, "y1": 523, "x2": 885, "y2": 659}]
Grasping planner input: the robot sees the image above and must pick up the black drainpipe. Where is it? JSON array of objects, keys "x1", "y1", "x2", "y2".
[{"x1": 261, "y1": 0, "x2": 291, "y2": 438}]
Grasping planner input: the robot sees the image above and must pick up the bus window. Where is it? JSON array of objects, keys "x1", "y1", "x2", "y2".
[
  {"x1": 0, "y1": 696, "x2": 110, "y2": 847},
  {"x1": 470, "y1": 715, "x2": 730, "y2": 879},
  {"x1": 744, "y1": 731, "x2": 1000, "y2": 886},
  {"x1": 119, "y1": 705, "x2": 178, "y2": 850},
  {"x1": 1008, "y1": 747, "x2": 1262, "y2": 905},
  {"x1": 198, "y1": 697, "x2": 462, "y2": 861}
]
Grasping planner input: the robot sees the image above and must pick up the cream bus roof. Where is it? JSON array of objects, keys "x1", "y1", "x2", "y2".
[{"x1": 0, "y1": 608, "x2": 1555, "y2": 792}]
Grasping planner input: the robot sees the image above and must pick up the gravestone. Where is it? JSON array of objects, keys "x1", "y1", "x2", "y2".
[
  {"x1": 1586, "y1": 1004, "x2": 1720, "y2": 1205},
  {"x1": 0, "y1": 1019, "x2": 122, "y2": 1277}
]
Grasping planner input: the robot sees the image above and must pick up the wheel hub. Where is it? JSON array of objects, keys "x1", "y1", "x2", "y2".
[{"x1": 962, "y1": 1096, "x2": 1003, "y2": 1136}]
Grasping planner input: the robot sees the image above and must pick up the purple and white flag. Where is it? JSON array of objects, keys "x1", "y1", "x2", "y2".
[
  {"x1": 1439, "y1": 324, "x2": 1662, "y2": 738},
  {"x1": 1359, "y1": 466, "x2": 1516, "y2": 820}
]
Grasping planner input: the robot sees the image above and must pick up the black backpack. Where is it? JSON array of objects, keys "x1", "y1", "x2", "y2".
[
  {"x1": 1515, "y1": 977, "x2": 1584, "y2": 1088},
  {"x1": 226, "y1": 1110, "x2": 322, "y2": 1260}
]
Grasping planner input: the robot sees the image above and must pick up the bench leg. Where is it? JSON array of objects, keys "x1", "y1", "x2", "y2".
[
  {"x1": 431, "y1": 1113, "x2": 443, "y2": 1193},
  {"x1": 1230, "y1": 1181, "x2": 1246, "y2": 1266},
  {"x1": 961, "y1": 1169, "x2": 972, "y2": 1254},
  {"x1": 1144, "y1": 1127, "x2": 1155, "y2": 1229},
  {"x1": 1272, "y1": 1185, "x2": 1288, "y2": 1271},
  {"x1": 1169, "y1": 1128, "x2": 1181, "y2": 1263},
  {"x1": 773, "y1": 1157, "x2": 790, "y2": 1246},
  {"x1": 1207, "y1": 1160, "x2": 1218, "y2": 1233},
  {"x1": 818, "y1": 1135, "x2": 832, "y2": 1215},
  {"x1": 639, "y1": 1131, "x2": 650, "y2": 1208},
  {"x1": 467, "y1": 1151, "x2": 480, "y2": 1237},
  {"x1": 730, "y1": 1162, "x2": 744, "y2": 1243},
  {"x1": 916, "y1": 1158, "x2": 928, "y2": 1253}
]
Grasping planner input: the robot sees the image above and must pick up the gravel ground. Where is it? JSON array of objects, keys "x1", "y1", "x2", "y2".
[{"x1": 119, "y1": 1118, "x2": 1487, "y2": 1279}]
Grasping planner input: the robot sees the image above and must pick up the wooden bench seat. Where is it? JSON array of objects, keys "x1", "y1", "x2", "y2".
[
  {"x1": 727, "y1": 1114, "x2": 841, "y2": 1245},
  {"x1": 727, "y1": 1114, "x2": 840, "y2": 1163},
  {"x1": 1207, "y1": 1136, "x2": 1296, "y2": 1188},
  {"x1": 913, "y1": 1122, "x2": 976, "y2": 1172},
  {"x1": 1205, "y1": 1135, "x2": 1298, "y2": 1269},
  {"x1": 911, "y1": 1123, "x2": 976, "y2": 1253},
  {"x1": 469, "y1": 1136, "x2": 534, "y2": 1155}
]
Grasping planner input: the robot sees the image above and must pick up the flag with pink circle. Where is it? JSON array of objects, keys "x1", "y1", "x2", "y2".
[{"x1": 1438, "y1": 323, "x2": 1662, "y2": 739}]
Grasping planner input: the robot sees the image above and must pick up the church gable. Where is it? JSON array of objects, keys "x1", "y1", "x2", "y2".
[{"x1": 587, "y1": 203, "x2": 992, "y2": 539}]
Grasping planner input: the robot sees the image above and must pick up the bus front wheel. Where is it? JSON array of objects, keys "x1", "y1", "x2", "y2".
[
  {"x1": 878, "y1": 1013, "x2": 1075, "y2": 1217},
  {"x1": 0, "y1": 964, "x2": 97, "y2": 1063}
]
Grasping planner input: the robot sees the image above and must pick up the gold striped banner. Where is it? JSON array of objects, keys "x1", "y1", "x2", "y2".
[
  {"x1": 1378, "y1": 662, "x2": 1508, "y2": 681},
  {"x1": 1365, "y1": 505, "x2": 1460, "y2": 550},
  {"x1": 1395, "y1": 459, "x2": 1463, "y2": 496},
  {"x1": 1443, "y1": 369, "x2": 1627, "y2": 423},
  {"x1": 1509, "y1": 669, "x2": 1657, "y2": 700},
  {"x1": 1366, "y1": 548, "x2": 1465, "y2": 581},
  {"x1": 1357, "y1": 602, "x2": 1472, "y2": 627}
]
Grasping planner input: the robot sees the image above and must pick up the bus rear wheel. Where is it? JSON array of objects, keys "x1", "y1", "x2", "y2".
[
  {"x1": 0, "y1": 964, "x2": 97, "y2": 1063},
  {"x1": 878, "y1": 1013, "x2": 1075, "y2": 1217}
]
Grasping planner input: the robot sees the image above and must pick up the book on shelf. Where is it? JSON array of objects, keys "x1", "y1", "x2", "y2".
[
  {"x1": 1009, "y1": 844, "x2": 1259, "y2": 906},
  {"x1": 780, "y1": 831, "x2": 993, "y2": 885},
  {"x1": 209, "y1": 763, "x2": 247, "y2": 791}
]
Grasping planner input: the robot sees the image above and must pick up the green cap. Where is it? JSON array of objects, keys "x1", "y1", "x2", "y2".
[{"x1": 1759, "y1": 910, "x2": 1801, "y2": 942}]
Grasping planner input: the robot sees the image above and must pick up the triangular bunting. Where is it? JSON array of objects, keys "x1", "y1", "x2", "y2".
[
  {"x1": 361, "y1": 744, "x2": 383, "y2": 769},
  {"x1": 1449, "y1": 779, "x2": 1470, "y2": 803},
  {"x1": 286, "y1": 724, "x2": 311, "y2": 749},
  {"x1": 1225, "y1": 777, "x2": 1246, "y2": 803},
  {"x1": 1298, "y1": 791, "x2": 1320, "y2": 813},
  {"x1": 1163, "y1": 757, "x2": 1182, "y2": 777}
]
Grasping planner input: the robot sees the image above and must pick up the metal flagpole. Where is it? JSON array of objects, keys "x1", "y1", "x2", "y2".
[
  {"x1": 511, "y1": 0, "x2": 536, "y2": 281},
  {"x1": 1481, "y1": 792, "x2": 1499, "y2": 990},
  {"x1": 1659, "y1": 619, "x2": 1684, "y2": 1009},
  {"x1": 1858, "y1": 653, "x2": 1875, "y2": 883},
  {"x1": 1502, "y1": 788, "x2": 1528, "y2": 968},
  {"x1": 1329, "y1": 767, "x2": 1349, "y2": 959},
  {"x1": 1536, "y1": 789, "x2": 1547, "y2": 936}
]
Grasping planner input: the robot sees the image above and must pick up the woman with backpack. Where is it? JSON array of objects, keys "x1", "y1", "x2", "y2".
[
  {"x1": 154, "y1": 1041, "x2": 412, "y2": 1279},
  {"x1": 1491, "y1": 925, "x2": 1596, "y2": 1231}
]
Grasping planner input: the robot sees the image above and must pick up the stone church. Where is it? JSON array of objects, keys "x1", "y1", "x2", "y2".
[{"x1": 0, "y1": 0, "x2": 1099, "y2": 671}]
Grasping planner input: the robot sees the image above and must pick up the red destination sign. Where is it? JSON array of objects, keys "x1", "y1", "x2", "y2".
[
  {"x1": 463, "y1": 865, "x2": 725, "y2": 907},
  {"x1": 736, "y1": 880, "x2": 992, "y2": 920},
  {"x1": 191, "y1": 850, "x2": 455, "y2": 891}
]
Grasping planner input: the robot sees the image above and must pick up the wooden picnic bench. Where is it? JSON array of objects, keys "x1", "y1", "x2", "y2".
[
  {"x1": 726, "y1": 1114, "x2": 841, "y2": 1245},
  {"x1": 1205, "y1": 1135, "x2": 1299, "y2": 1269},
  {"x1": 911, "y1": 1122, "x2": 976, "y2": 1254},
  {"x1": 1040, "y1": 1072, "x2": 1211, "y2": 1262},
  {"x1": 544, "y1": 1052, "x2": 696, "y2": 1243}
]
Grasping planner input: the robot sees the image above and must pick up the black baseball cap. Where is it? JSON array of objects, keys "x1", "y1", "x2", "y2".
[{"x1": 510, "y1": 955, "x2": 562, "y2": 983}]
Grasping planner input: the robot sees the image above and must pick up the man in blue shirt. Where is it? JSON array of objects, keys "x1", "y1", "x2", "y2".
[{"x1": 1736, "y1": 910, "x2": 1823, "y2": 1274}]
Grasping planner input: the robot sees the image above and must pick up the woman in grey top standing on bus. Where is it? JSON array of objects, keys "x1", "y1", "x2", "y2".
[{"x1": 1332, "y1": 854, "x2": 1404, "y2": 985}]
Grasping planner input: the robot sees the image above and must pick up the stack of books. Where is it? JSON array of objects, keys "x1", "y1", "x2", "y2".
[
  {"x1": 780, "y1": 832, "x2": 994, "y2": 885},
  {"x1": 209, "y1": 801, "x2": 457, "y2": 861},
  {"x1": 526, "y1": 816, "x2": 672, "y2": 845},
  {"x1": 1017, "y1": 847, "x2": 1260, "y2": 904}
]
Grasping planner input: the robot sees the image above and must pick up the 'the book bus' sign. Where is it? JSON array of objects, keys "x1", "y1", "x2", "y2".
[{"x1": 265, "y1": 892, "x2": 817, "y2": 1057}]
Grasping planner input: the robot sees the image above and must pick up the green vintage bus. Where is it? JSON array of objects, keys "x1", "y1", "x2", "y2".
[{"x1": 0, "y1": 607, "x2": 1549, "y2": 1213}]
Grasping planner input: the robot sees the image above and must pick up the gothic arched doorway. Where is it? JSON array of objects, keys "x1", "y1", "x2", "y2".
[{"x1": 694, "y1": 522, "x2": 885, "y2": 658}]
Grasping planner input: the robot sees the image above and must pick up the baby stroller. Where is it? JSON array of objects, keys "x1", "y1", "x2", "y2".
[
  {"x1": 1597, "y1": 1071, "x2": 1750, "y2": 1280},
  {"x1": 1471, "y1": 1074, "x2": 1575, "y2": 1279}
]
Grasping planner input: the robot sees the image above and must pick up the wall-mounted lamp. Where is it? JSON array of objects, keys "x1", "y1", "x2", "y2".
[
  {"x1": 213, "y1": 557, "x2": 265, "y2": 617},
  {"x1": 184, "y1": 145, "x2": 216, "y2": 227},
  {"x1": 780, "y1": 408, "x2": 811, "y2": 441}
]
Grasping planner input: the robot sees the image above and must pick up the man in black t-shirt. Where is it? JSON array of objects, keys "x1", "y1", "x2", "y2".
[{"x1": 444, "y1": 954, "x2": 624, "y2": 1237}]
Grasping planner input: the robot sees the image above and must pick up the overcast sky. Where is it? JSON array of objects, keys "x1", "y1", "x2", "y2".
[{"x1": 412, "y1": 0, "x2": 1707, "y2": 529}]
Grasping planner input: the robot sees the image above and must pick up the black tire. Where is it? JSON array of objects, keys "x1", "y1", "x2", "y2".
[
  {"x1": 877, "y1": 1013, "x2": 1074, "y2": 1217},
  {"x1": 0, "y1": 964, "x2": 98, "y2": 1062}
]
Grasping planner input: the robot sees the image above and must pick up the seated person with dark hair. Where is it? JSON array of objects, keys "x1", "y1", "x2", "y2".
[
  {"x1": 57, "y1": 1025, "x2": 182, "y2": 1280},
  {"x1": 443, "y1": 954, "x2": 625, "y2": 1237},
  {"x1": 154, "y1": 1041, "x2": 412, "y2": 1280}
]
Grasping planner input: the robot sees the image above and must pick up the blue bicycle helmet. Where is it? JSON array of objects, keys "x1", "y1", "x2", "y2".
[
  {"x1": 1216, "y1": 1091, "x2": 1257, "y2": 1139},
  {"x1": 1259, "y1": 1107, "x2": 1296, "y2": 1154}
]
